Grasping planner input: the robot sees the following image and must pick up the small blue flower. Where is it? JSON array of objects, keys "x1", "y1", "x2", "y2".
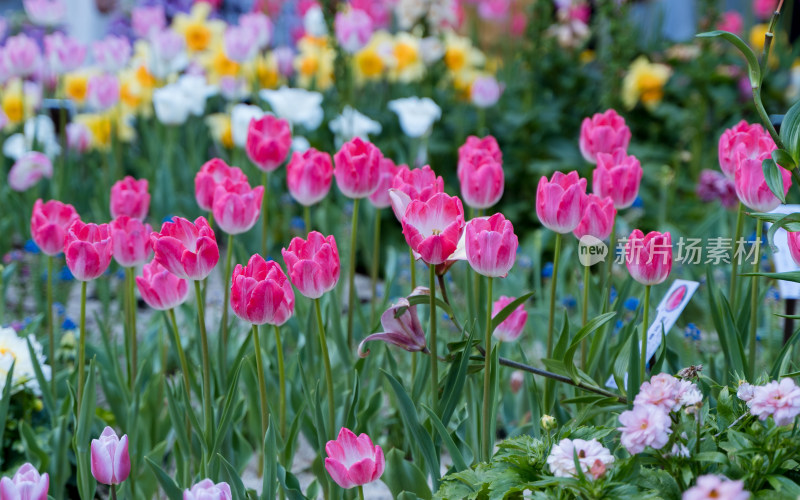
[
  {"x1": 24, "y1": 239, "x2": 40, "y2": 254},
  {"x1": 766, "y1": 287, "x2": 780, "y2": 302},
  {"x1": 562, "y1": 295, "x2": 577, "y2": 309},
  {"x1": 684, "y1": 323, "x2": 701, "y2": 341},
  {"x1": 614, "y1": 319, "x2": 624, "y2": 331},
  {"x1": 542, "y1": 262, "x2": 553, "y2": 278},
  {"x1": 632, "y1": 196, "x2": 643, "y2": 208},
  {"x1": 61, "y1": 318, "x2": 77, "y2": 330},
  {"x1": 343, "y1": 201, "x2": 354, "y2": 216},
  {"x1": 624, "y1": 297, "x2": 639, "y2": 311},
  {"x1": 58, "y1": 266, "x2": 74, "y2": 281},
  {"x1": 290, "y1": 216, "x2": 306, "y2": 231},
  {"x1": 609, "y1": 286, "x2": 618, "y2": 303},
  {"x1": 54, "y1": 303, "x2": 65, "y2": 316},
  {"x1": 518, "y1": 255, "x2": 532, "y2": 268},
  {"x1": 115, "y1": 269, "x2": 125, "y2": 280},
  {"x1": 162, "y1": 215, "x2": 175, "y2": 224}
]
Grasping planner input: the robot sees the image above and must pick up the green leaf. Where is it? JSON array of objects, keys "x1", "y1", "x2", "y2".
[
  {"x1": 262, "y1": 416, "x2": 278, "y2": 500},
  {"x1": 277, "y1": 464, "x2": 309, "y2": 500},
  {"x1": 772, "y1": 149, "x2": 797, "y2": 170},
  {"x1": 343, "y1": 376, "x2": 359, "y2": 431},
  {"x1": 19, "y1": 420, "x2": 48, "y2": 469},
  {"x1": 696, "y1": 30, "x2": 761, "y2": 86},
  {"x1": 0, "y1": 361, "x2": 14, "y2": 469},
  {"x1": 217, "y1": 453, "x2": 248, "y2": 500},
  {"x1": 145, "y1": 456, "x2": 183, "y2": 500},
  {"x1": 780, "y1": 98, "x2": 800, "y2": 164},
  {"x1": 440, "y1": 326, "x2": 476, "y2": 428},
  {"x1": 563, "y1": 312, "x2": 616, "y2": 382},
  {"x1": 209, "y1": 356, "x2": 244, "y2": 458},
  {"x1": 421, "y1": 406, "x2": 468, "y2": 472},
  {"x1": 627, "y1": 329, "x2": 640, "y2": 401},
  {"x1": 381, "y1": 448, "x2": 433, "y2": 500},
  {"x1": 763, "y1": 158, "x2": 786, "y2": 203},
  {"x1": 25, "y1": 338, "x2": 54, "y2": 419},
  {"x1": 490, "y1": 292, "x2": 533, "y2": 332}
]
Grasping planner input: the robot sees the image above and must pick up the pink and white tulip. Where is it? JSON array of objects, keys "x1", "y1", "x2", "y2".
[
  {"x1": 573, "y1": 194, "x2": 616, "y2": 240},
  {"x1": 282, "y1": 231, "x2": 340, "y2": 299},
  {"x1": 150, "y1": 216, "x2": 219, "y2": 281},
  {"x1": 0, "y1": 463, "x2": 49, "y2": 500},
  {"x1": 183, "y1": 479, "x2": 232, "y2": 500},
  {"x1": 579, "y1": 109, "x2": 631, "y2": 164},
  {"x1": 231, "y1": 254, "x2": 295, "y2": 326},
  {"x1": 324, "y1": 428, "x2": 385, "y2": 489},
  {"x1": 465, "y1": 213, "x2": 518, "y2": 277},
  {"x1": 64, "y1": 220, "x2": 113, "y2": 281},
  {"x1": 388, "y1": 164, "x2": 444, "y2": 222},
  {"x1": 624, "y1": 229, "x2": 672, "y2": 286},
  {"x1": 212, "y1": 180, "x2": 264, "y2": 235},
  {"x1": 110, "y1": 176, "x2": 150, "y2": 221},
  {"x1": 90, "y1": 427, "x2": 130, "y2": 485},
  {"x1": 401, "y1": 193, "x2": 465, "y2": 265},
  {"x1": 136, "y1": 260, "x2": 189, "y2": 311},
  {"x1": 335, "y1": 8, "x2": 374, "y2": 53},
  {"x1": 536, "y1": 171, "x2": 586, "y2": 233},
  {"x1": 286, "y1": 148, "x2": 333, "y2": 206},
  {"x1": 592, "y1": 150, "x2": 643, "y2": 209},
  {"x1": 334, "y1": 137, "x2": 383, "y2": 199},
  {"x1": 30, "y1": 199, "x2": 79, "y2": 256},
  {"x1": 110, "y1": 216, "x2": 152, "y2": 268},
  {"x1": 195, "y1": 158, "x2": 248, "y2": 212},
  {"x1": 492, "y1": 296, "x2": 527, "y2": 342}
]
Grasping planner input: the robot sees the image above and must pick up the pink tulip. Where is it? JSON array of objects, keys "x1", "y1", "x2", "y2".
[
  {"x1": 286, "y1": 148, "x2": 333, "y2": 206},
  {"x1": 30, "y1": 199, "x2": 79, "y2": 256},
  {"x1": 717, "y1": 11, "x2": 743, "y2": 35},
  {"x1": 511, "y1": 11, "x2": 527, "y2": 36},
  {"x1": 8, "y1": 152, "x2": 52, "y2": 192},
  {"x1": 573, "y1": 194, "x2": 616, "y2": 240},
  {"x1": 788, "y1": 231, "x2": 800, "y2": 267},
  {"x1": 86, "y1": 73, "x2": 120, "y2": 111},
  {"x1": 465, "y1": 213, "x2": 518, "y2": 277},
  {"x1": 470, "y1": 75, "x2": 503, "y2": 108},
  {"x1": 224, "y1": 25, "x2": 258, "y2": 63},
  {"x1": 110, "y1": 176, "x2": 150, "y2": 221},
  {"x1": 0, "y1": 463, "x2": 48, "y2": 500},
  {"x1": 401, "y1": 193, "x2": 465, "y2": 265},
  {"x1": 324, "y1": 428, "x2": 385, "y2": 489},
  {"x1": 23, "y1": 0, "x2": 65, "y2": 27},
  {"x1": 90, "y1": 427, "x2": 130, "y2": 485},
  {"x1": 239, "y1": 12, "x2": 272, "y2": 49},
  {"x1": 458, "y1": 135, "x2": 502, "y2": 181},
  {"x1": 183, "y1": 479, "x2": 232, "y2": 500},
  {"x1": 388, "y1": 164, "x2": 444, "y2": 222},
  {"x1": 195, "y1": 158, "x2": 249, "y2": 212},
  {"x1": 718, "y1": 120, "x2": 774, "y2": 181},
  {"x1": 753, "y1": 0, "x2": 778, "y2": 19},
  {"x1": 368, "y1": 158, "x2": 400, "y2": 209},
  {"x1": 282, "y1": 231, "x2": 340, "y2": 299},
  {"x1": 3, "y1": 34, "x2": 41, "y2": 77},
  {"x1": 335, "y1": 8, "x2": 374, "y2": 53},
  {"x1": 350, "y1": 0, "x2": 392, "y2": 28},
  {"x1": 64, "y1": 220, "x2": 113, "y2": 281},
  {"x1": 624, "y1": 229, "x2": 672, "y2": 286},
  {"x1": 150, "y1": 216, "x2": 219, "y2": 281},
  {"x1": 132, "y1": 5, "x2": 166, "y2": 38},
  {"x1": 536, "y1": 171, "x2": 587, "y2": 233},
  {"x1": 212, "y1": 180, "x2": 264, "y2": 235},
  {"x1": 579, "y1": 109, "x2": 631, "y2": 164},
  {"x1": 592, "y1": 150, "x2": 643, "y2": 209},
  {"x1": 245, "y1": 115, "x2": 292, "y2": 172},
  {"x1": 136, "y1": 260, "x2": 189, "y2": 311},
  {"x1": 44, "y1": 32, "x2": 86, "y2": 74},
  {"x1": 333, "y1": 137, "x2": 383, "y2": 199},
  {"x1": 92, "y1": 35, "x2": 131, "y2": 73},
  {"x1": 478, "y1": 0, "x2": 511, "y2": 20},
  {"x1": 734, "y1": 151, "x2": 790, "y2": 212},
  {"x1": 458, "y1": 149, "x2": 504, "y2": 210},
  {"x1": 492, "y1": 295, "x2": 527, "y2": 342},
  {"x1": 231, "y1": 254, "x2": 295, "y2": 326},
  {"x1": 110, "y1": 216, "x2": 152, "y2": 268},
  {"x1": 358, "y1": 298, "x2": 427, "y2": 357}
]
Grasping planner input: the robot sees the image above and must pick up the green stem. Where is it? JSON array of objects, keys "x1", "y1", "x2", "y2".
[
  {"x1": 481, "y1": 276, "x2": 494, "y2": 462},
  {"x1": 429, "y1": 264, "x2": 438, "y2": 413},
  {"x1": 370, "y1": 209, "x2": 381, "y2": 328},
  {"x1": 274, "y1": 324, "x2": 286, "y2": 438},
  {"x1": 261, "y1": 171, "x2": 270, "y2": 257},
  {"x1": 641, "y1": 285, "x2": 651, "y2": 382},
  {"x1": 749, "y1": 219, "x2": 763, "y2": 379},
  {"x1": 581, "y1": 263, "x2": 590, "y2": 369},
  {"x1": 127, "y1": 267, "x2": 137, "y2": 389},
  {"x1": 315, "y1": 299, "x2": 336, "y2": 433},
  {"x1": 252, "y1": 325, "x2": 269, "y2": 440},
  {"x1": 347, "y1": 198, "x2": 360, "y2": 348},
  {"x1": 731, "y1": 203, "x2": 744, "y2": 309},
  {"x1": 110, "y1": 484, "x2": 117, "y2": 500},
  {"x1": 357, "y1": 485, "x2": 365, "y2": 500},
  {"x1": 304, "y1": 205, "x2": 312, "y2": 232},
  {"x1": 46, "y1": 256, "x2": 56, "y2": 404},
  {"x1": 76, "y1": 281, "x2": 87, "y2": 415},
  {"x1": 409, "y1": 247, "x2": 416, "y2": 289},
  {"x1": 221, "y1": 233, "x2": 234, "y2": 378},
  {"x1": 167, "y1": 309, "x2": 193, "y2": 405},
  {"x1": 546, "y1": 233, "x2": 562, "y2": 357},
  {"x1": 193, "y1": 280, "x2": 214, "y2": 460},
  {"x1": 603, "y1": 224, "x2": 616, "y2": 313}
]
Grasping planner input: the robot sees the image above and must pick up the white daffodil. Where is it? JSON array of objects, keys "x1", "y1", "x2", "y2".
[
  {"x1": 259, "y1": 86, "x2": 324, "y2": 131},
  {"x1": 388, "y1": 97, "x2": 441, "y2": 138}
]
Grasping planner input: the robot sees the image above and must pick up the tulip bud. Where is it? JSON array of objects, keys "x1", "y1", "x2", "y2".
[
  {"x1": 541, "y1": 414, "x2": 557, "y2": 431},
  {"x1": 90, "y1": 427, "x2": 130, "y2": 485}
]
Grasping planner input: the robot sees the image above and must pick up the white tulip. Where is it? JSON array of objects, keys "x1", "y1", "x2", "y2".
[
  {"x1": 388, "y1": 97, "x2": 441, "y2": 138},
  {"x1": 259, "y1": 86, "x2": 324, "y2": 131}
]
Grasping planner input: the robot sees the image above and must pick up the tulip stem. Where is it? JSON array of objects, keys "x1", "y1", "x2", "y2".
[
  {"x1": 370, "y1": 210, "x2": 382, "y2": 329},
  {"x1": 274, "y1": 324, "x2": 286, "y2": 438},
  {"x1": 429, "y1": 264, "x2": 439, "y2": 413},
  {"x1": 347, "y1": 198, "x2": 360, "y2": 349},
  {"x1": 110, "y1": 484, "x2": 117, "y2": 500},
  {"x1": 167, "y1": 309, "x2": 193, "y2": 406},
  {"x1": 221, "y1": 233, "x2": 234, "y2": 378},
  {"x1": 603, "y1": 224, "x2": 616, "y2": 314},
  {"x1": 46, "y1": 255, "x2": 56, "y2": 405},
  {"x1": 252, "y1": 325, "x2": 269, "y2": 440},
  {"x1": 126, "y1": 267, "x2": 137, "y2": 390},
  {"x1": 546, "y1": 233, "x2": 562, "y2": 358},
  {"x1": 304, "y1": 205, "x2": 312, "y2": 232},
  {"x1": 749, "y1": 219, "x2": 763, "y2": 379},
  {"x1": 409, "y1": 248, "x2": 416, "y2": 289},
  {"x1": 76, "y1": 281, "x2": 87, "y2": 415},
  {"x1": 640, "y1": 285, "x2": 651, "y2": 382},
  {"x1": 193, "y1": 280, "x2": 214, "y2": 468},
  {"x1": 315, "y1": 298, "x2": 336, "y2": 433},
  {"x1": 481, "y1": 276, "x2": 494, "y2": 462},
  {"x1": 357, "y1": 485, "x2": 365, "y2": 500},
  {"x1": 261, "y1": 171, "x2": 270, "y2": 257},
  {"x1": 581, "y1": 263, "x2": 590, "y2": 369},
  {"x1": 730, "y1": 202, "x2": 744, "y2": 309}
]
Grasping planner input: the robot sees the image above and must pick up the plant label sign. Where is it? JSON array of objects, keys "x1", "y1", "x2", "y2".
[
  {"x1": 767, "y1": 205, "x2": 800, "y2": 300},
  {"x1": 606, "y1": 279, "x2": 700, "y2": 389}
]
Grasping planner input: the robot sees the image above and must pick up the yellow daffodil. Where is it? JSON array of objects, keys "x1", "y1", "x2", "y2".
[
  {"x1": 253, "y1": 53, "x2": 281, "y2": 90},
  {"x1": 294, "y1": 36, "x2": 335, "y2": 91},
  {"x1": 390, "y1": 33, "x2": 424, "y2": 83},
  {"x1": 622, "y1": 56, "x2": 672, "y2": 110},
  {"x1": 74, "y1": 113, "x2": 112, "y2": 150},
  {"x1": 352, "y1": 31, "x2": 392, "y2": 84},
  {"x1": 1, "y1": 79, "x2": 33, "y2": 124},
  {"x1": 749, "y1": 24, "x2": 768, "y2": 53},
  {"x1": 63, "y1": 71, "x2": 90, "y2": 104},
  {"x1": 201, "y1": 48, "x2": 241, "y2": 84},
  {"x1": 119, "y1": 65, "x2": 156, "y2": 115},
  {"x1": 443, "y1": 31, "x2": 485, "y2": 76},
  {"x1": 172, "y1": 3, "x2": 224, "y2": 54},
  {"x1": 206, "y1": 112, "x2": 233, "y2": 149}
]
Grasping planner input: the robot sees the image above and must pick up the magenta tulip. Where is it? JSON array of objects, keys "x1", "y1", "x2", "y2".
[
  {"x1": 625, "y1": 229, "x2": 672, "y2": 286},
  {"x1": 110, "y1": 176, "x2": 150, "y2": 221},
  {"x1": 718, "y1": 120, "x2": 774, "y2": 181},
  {"x1": 285, "y1": 148, "x2": 333, "y2": 206},
  {"x1": 324, "y1": 428, "x2": 385, "y2": 489},
  {"x1": 0, "y1": 463, "x2": 48, "y2": 500},
  {"x1": 245, "y1": 115, "x2": 292, "y2": 172},
  {"x1": 282, "y1": 231, "x2": 340, "y2": 299},
  {"x1": 734, "y1": 150, "x2": 790, "y2": 212},
  {"x1": 333, "y1": 137, "x2": 383, "y2": 199},
  {"x1": 212, "y1": 179, "x2": 264, "y2": 235},
  {"x1": 30, "y1": 199, "x2": 79, "y2": 256},
  {"x1": 573, "y1": 194, "x2": 616, "y2": 240},
  {"x1": 465, "y1": 213, "x2": 518, "y2": 277},
  {"x1": 231, "y1": 254, "x2": 295, "y2": 326},
  {"x1": 457, "y1": 135, "x2": 502, "y2": 181},
  {"x1": 136, "y1": 260, "x2": 189, "y2": 311},
  {"x1": 110, "y1": 216, "x2": 152, "y2": 268},
  {"x1": 458, "y1": 149, "x2": 504, "y2": 210},
  {"x1": 368, "y1": 157, "x2": 400, "y2": 209},
  {"x1": 492, "y1": 295, "x2": 528, "y2": 342},
  {"x1": 592, "y1": 150, "x2": 642, "y2": 210},
  {"x1": 90, "y1": 427, "x2": 130, "y2": 485},
  {"x1": 401, "y1": 193, "x2": 465, "y2": 266},
  {"x1": 64, "y1": 220, "x2": 113, "y2": 281},
  {"x1": 358, "y1": 297, "x2": 427, "y2": 357},
  {"x1": 579, "y1": 109, "x2": 631, "y2": 164},
  {"x1": 536, "y1": 171, "x2": 587, "y2": 233},
  {"x1": 194, "y1": 158, "x2": 248, "y2": 212},
  {"x1": 150, "y1": 216, "x2": 219, "y2": 281},
  {"x1": 388, "y1": 164, "x2": 444, "y2": 222}
]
